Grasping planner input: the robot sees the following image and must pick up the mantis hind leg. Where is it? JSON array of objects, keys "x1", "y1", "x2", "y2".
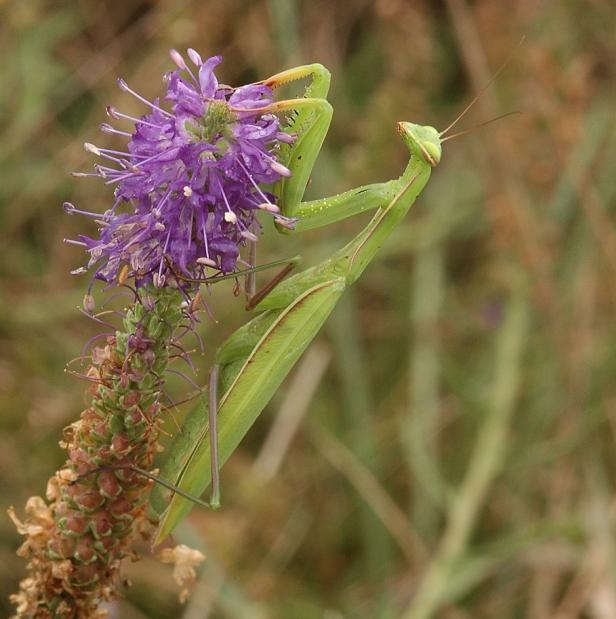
[
  {"x1": 245, "y1": 239, "x2": 257, "y2": 299},
  {"x1": 208, "y1": 364, "x2": 221, "y2": 509},
  {"x1": 206, "y1": 255, "x2": 299, "y2": 508}
]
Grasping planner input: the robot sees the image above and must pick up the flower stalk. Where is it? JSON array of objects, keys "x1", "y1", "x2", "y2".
[{"x1": 10, "y1": 288, "x2": 191, "y2": 618}]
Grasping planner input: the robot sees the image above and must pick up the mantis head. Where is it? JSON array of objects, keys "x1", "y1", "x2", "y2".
[{"x1": 397, "y1": 122, "x2": 441, "y2": 167}]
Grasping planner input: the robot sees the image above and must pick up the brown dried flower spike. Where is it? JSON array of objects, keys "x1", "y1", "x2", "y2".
[{"x1": 9, "y1": 288, "x2": 200, "y2": 618}]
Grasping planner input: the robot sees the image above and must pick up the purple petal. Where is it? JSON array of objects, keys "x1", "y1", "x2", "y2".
[
  {"x1": 70, "y1": 51, "x2": 293, "y2": 290},
  {"x1": 199, "y1": 56, "x2": 223, "y2": 97}
]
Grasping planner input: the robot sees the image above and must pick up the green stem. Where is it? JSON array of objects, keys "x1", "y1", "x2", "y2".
[
  {"x1": 11, "y1": 286, "x2": 185, "y2": 618},
  {"x1": 406, "y1": 241, "x2": 448, "y2": 540},
  {"x1": 331, "y1": 290, "x2": 392, "y2": 579},
  {"x1": 403, "y1": 282, "x2": 529, "y2": 619}
]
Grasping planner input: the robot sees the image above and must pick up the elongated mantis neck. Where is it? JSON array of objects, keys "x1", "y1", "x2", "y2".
[{"x1": 331, "y1": 155, "x2": 432, "y2": 286}]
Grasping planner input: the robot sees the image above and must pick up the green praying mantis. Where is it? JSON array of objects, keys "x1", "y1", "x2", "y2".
[{"x1": 149, "y1": 62, "x2": 449, "y2": 543}]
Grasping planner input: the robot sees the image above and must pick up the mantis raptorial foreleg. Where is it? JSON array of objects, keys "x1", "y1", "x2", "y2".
[
  {"x1": 264, "y1": 63, "x2": 332, "y2": 219},
  {"x1": 262, "y1": 64, "x2": 406, "y2": 232}
]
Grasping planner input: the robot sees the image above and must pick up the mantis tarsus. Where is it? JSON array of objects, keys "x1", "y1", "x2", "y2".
[{"x1": 149, "y1": 63, "x2": 444, "y2": 541}]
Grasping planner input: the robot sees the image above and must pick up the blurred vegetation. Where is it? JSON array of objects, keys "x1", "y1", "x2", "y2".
[{"x1": 1, "y1": 0, "x2": 616, "y2": 617}]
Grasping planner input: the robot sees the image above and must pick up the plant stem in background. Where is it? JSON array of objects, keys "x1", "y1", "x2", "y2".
[
  {"x1": 403, "y1": 282, "x2": 529, "y2": 619},
  {"x1": 406, "y1": 240, "x2": 448, "y2": 542},
  {"x1": 331, "y1": 290, "x2": 393, "y2": 580}
]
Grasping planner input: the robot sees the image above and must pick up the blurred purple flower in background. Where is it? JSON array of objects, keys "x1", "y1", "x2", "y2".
[{"x1": 67, "y1": 49, "x2": 295, "y2": 289}]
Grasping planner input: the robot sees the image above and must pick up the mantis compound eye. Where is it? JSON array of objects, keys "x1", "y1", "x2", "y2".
[{"x1": 397, "y1": 122, "x2": 442, "y2": 167}]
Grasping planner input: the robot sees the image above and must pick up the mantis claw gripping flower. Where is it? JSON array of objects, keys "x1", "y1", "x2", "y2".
[{"x1": 69, "y1": 49, "x2": 295, "y2": 289}]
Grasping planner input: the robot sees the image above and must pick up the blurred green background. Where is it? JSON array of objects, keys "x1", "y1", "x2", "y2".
[{"x1": 1, "y1": 1, "x2": 615, "y2": 617}]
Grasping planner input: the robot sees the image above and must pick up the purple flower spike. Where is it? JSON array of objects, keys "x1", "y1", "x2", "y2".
[{"x1": 70, "y1": 50, "x2": 296, "y2": 289}]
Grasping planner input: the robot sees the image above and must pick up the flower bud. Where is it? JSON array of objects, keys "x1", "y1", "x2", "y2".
[
  {"x1": 74, "y1": 536, "x2": 97, "y2": 563},
  {"x1": 98, "y1": 470, "x2": 122, "y2": 499}
]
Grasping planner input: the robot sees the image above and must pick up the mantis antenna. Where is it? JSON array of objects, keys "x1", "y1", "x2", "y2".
[
  {"x1": 440, "y1": 36, "x2": 525, "y2": 137},
  {"x1": 441, "y1": 110, "x2": 522, "y2": 142}
]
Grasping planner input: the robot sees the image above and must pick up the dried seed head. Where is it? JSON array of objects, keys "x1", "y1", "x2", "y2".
[{"x1": 159, "y1": 544, "x2": 206, "y2": 603}]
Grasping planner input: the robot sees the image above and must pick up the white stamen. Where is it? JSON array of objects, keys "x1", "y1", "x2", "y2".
[
  {"x1": 240, "y1": 230, "x2": 258, "y2": 242},
  {"x1": 187, "y1": 48, "x2": 203, "y2": 66},
  {"x1": 151, "y1": 191, "x2": 171, "y2": 220},
  {"x1": 277, "y1": 132, "x2": 296, "y2": 144},
  {"x1": 99, "y1": 123, "x2": 132, "y2": 137},
  {"x1": 201, "y1": 218, "x2": 211, "y2": 262},
  {"x1": 84, "y1": 142, "x2": 101, "y2": 156},
  {"x1": 88, "y1": 150, "x2": 125, "y2": 166},
  {"x1": 224, "y1": 211, "x2": 238, "y2": 224},
  {"x1": 154, "y1": 222, "x2": 166, "y2": 231},
  {"x1": 64, "y1": 238, "x2": 87, "y2": 247},
  {"x1": 97, "y1": 146, "x2": 147, "y2": 159},
  {"x1": 270, "y1": 161, "x2": 292, "y2": 177},
  {"x1": 116, "y1": 78, "x2": 175, "y2": 118},
  {"x1": 183, "y1": 186, "x2": 193, "y2": 197},
  {"x1": 153, "y1": 273, "x2": 166, "y2": 288},
  {"x1": 257, "y1": 202, "x2": 280, "y2": 214},
  {"x1": 169, "y1": 49, "x2": 187, "y2": 70},
  {"x1": 106, "y1": 105, "x2": 121, "y2": 119},
  {"x1": 70, "y1": 267, "x2": 88, "y2": 275},
  {"x1": 238, "y1": 159, "x2": 279, "y2": 208},
  {"x1": 106, "y1": 106, "x2": 160, "y2": 129},
  {"x1": 63, "y1": 202, "x2": 109, "y2": 220},
  {"x1": 197, "y1": 257, "x2": 217, "y2": 267}
]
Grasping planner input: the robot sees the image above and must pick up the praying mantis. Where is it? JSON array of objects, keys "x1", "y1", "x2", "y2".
[{"x1": 149, "y1": 62, "x2": 444, "y2": 543}]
